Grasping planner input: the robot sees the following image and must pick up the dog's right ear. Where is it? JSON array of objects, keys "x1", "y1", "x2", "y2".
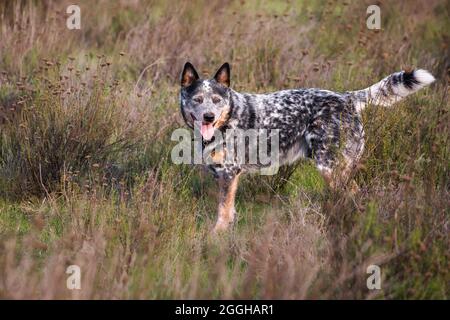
[{"x1": 181, "y1": 62, "x2": 199, "y2": 87}]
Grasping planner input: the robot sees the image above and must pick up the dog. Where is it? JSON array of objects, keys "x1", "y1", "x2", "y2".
[{"x1": 179, "y1": 62, "x2": 435, "y2": 233}]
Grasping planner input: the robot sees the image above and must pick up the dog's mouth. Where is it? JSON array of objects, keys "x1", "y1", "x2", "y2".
[
  {"x1": 200, "y1": 122, "x2": 215, "y2": 141},
  {"x1": 190, "y1": 113, "x2": 217, "y2": 141}
]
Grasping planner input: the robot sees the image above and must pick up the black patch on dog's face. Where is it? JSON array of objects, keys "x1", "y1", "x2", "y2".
[{"x1": 180, "y1": 63, "x2": 232, "y2": 129}]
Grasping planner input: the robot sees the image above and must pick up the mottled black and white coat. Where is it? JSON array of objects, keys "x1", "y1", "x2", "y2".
[{"x1": 179, "y1": 62, "x2": 435, "y2": 233}]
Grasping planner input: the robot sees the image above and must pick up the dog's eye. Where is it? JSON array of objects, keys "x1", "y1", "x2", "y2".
[
  {"x1": 212, "y1": 96, "x2": 221, "y2": 104},
  {"x1": 193, "y1": 96, "x2": 203, "y2": 104}
]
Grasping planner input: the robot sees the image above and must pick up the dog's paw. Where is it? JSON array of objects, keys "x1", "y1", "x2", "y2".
[
  {"x1": 349, "y1": 180, "x2": 360, "y2": 194},
  {"x1": 212, "y1": 217, "x2": 232, "y2": 234},
  {"x1": 212, "y1": 222, "x2": 228, "y2": 234}
]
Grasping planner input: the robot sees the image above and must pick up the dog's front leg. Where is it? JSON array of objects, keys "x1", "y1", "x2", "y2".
[{"x1": 213, "y1": 173, "x2": 241, "y2": 233}]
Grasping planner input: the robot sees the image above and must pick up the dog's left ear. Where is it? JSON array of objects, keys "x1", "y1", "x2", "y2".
[{"x1": 214, "y1": 63, "x2": 230, "y2": 87}]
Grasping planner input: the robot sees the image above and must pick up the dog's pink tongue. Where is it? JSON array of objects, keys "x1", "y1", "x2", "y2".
[{"x1": 201, "y1": 123, "x2": 215, "y2": 140}]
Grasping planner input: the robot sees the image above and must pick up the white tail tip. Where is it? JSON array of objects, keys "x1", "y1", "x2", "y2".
[{"x1": 414, "y1": 69, "x2": 435, "y2": 86}]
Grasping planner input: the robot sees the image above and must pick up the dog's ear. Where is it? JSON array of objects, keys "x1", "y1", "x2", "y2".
[
  {"x1": 181, "y1": 62, "x2": 199, "y2": 87},
  {"x1": 214, "y1": 63, "x2": 230, "y2": 87}
]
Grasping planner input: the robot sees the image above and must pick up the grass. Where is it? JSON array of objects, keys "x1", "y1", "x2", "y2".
[{"x1": 0, "y1": 0, "x2": 448, "y2": 299}]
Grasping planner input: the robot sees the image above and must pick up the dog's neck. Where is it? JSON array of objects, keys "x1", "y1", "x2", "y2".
[{"x1": 227, "y1": 89, "x2": 258, "y2": 130}]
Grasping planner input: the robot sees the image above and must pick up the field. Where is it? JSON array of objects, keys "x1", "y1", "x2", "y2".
[{"x1": 0, "y1": 0, "x2": 448, "y2": 299}]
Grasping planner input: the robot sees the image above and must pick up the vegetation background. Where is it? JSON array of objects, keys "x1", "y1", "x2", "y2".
[{"x1": 0, "y1": 0, "x2": 448, "y2": 299}]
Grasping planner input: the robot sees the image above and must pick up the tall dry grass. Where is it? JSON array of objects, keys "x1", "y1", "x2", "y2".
[{"x1": 0, "y1": 0, "x2": 448, "y2": 299}]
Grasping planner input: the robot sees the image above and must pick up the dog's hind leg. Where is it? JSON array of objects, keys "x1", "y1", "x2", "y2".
[
  {"x1": 213, "y1": 172, "x2": 241, "y2": 233},
  {"x1": 315, "y1": 148, "x2": 362, "y2": 192},
  {"x1": 308, "y1": 112, "x2": 364, "y2": 191},
  {"x1": 316, "y1": 160, "x2": 352, "y2": 190}
]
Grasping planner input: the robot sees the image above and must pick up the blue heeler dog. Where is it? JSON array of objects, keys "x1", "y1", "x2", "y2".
[{"x1": 179, "y1": 62, "x2": 435, "y2": 233}]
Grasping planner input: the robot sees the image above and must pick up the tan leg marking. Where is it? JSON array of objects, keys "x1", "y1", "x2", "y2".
[
  {"x1": 210, "y1": 150, "x2": 225, "y2": 164},
  {"x1": 213, "y1": 173, "x2": 241, "y2": 233}
]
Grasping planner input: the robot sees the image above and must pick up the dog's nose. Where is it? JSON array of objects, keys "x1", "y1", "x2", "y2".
[{"x1": 203, "y1": 112, "x2": 215, "y2": 123}]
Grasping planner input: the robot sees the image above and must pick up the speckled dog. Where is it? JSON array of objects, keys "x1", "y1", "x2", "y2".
[{"x1": 179, "y1": 62, "x2": 435, "y2": 233}]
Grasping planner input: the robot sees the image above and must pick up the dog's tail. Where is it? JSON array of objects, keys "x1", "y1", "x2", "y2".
[{"x1": 350, "y1": 69, "x2": 435, "y2": 112}]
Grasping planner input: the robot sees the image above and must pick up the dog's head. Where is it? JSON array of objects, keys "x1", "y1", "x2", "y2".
[{"x1": 179, "y1": 62, "x2": 232, "y2": 141}]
